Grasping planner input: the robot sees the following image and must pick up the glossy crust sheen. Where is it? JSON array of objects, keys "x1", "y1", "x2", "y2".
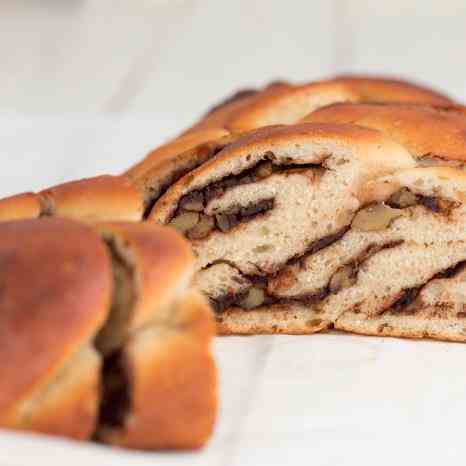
[
  {"x1": 303, "y1": 102, "x2": 466, "y2": 162},
  {"x1": 224, "y1": 76, "x2": 453, "y2": 132},
  {"x1": 40, "y1": 175, "x2": 144, "y2": 222},
  {"x1": 334, "y1": 75, "x2": 452, "y2": 105},
  {"x1": 0, "y1": 218, "x2": 111, "y2": 439},
  {"x1": 0, "y1": 193, "x2": 41, "y2": 222},
  {"x1": 101, "y1": 290, "x2": 217, "y2": 450}
]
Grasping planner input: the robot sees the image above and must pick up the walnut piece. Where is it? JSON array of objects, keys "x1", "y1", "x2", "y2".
[
  {"x1": 329, "y1": 265, "x2": 356, "y2": 292},
  {"x1": 352, "y1": 204, "x2": 403, "y2": 232},
  {"x1": 187, "y1": 214, "x2": 215, "y2": 239},
  {"x1": 255, "y1": 162, "x2": 274, "y2": 179},
  {"x1": 179, "y1": 191, "x2": 204, "y2": 211},
  {"x1": 169, "y1": 211, "x2": 200, "y2": 233},
  {"x1": 240, "y1": 287, "x2": 265, "y2": 309},
  {"x1": 388, "y1": 188, "x2": 417, "y2": 208}
]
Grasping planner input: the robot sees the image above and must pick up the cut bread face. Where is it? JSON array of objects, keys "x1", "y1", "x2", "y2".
[
  {"x1": 331, "y1": 167, "x2": 466, "y2": 341},
  {"x1": 153, "y1": 129, "x2": 466, "y2": 342},
  {"x1": 0, "y1": 218, "x2": 216, "y2": 450},
  {"x1": 0, "y1": 175, "x2": 144, "y2": 223},
  {"x1": 303, "y1": 102, "x2": 466, "y2": 166},
  {"x1": 125, "y1": 76, "x2": 453, "y2": 214},
  {"x1": 149, "y1": 123, "x2": 420, "y2": 335}
]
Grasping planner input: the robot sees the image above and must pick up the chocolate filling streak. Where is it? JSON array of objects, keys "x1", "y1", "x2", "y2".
[
  {"x1": 171, "y1": 157, "x2": 324, "y2": 218},
  {"x1": 168, "y1": 158, "x2": 324, "y2": 239},
  {"x1": 94, "y1": 238, "x2": 135, "y2": 435},
  {"x1": 386, "y1": 187, "x2": 460, "y2": 214},
  {"x1": 382, "y1": 261, "x2": 466, "y2": 317},
  {"x1": 171, "y1": 198, "x2": 275, "y2": 240},
  {"x1": 209, "y1": 236, "x2": 402, "y2": 313},
  {"x1": 206, "y1": 190, "x2": 461, "y2": 314},
  {"x1": 38, "y1": 194, "x2": 54, "y2": 217},
  {"x1": 98, "y1": 350, "x2": 131, "y2": 429},
  {"x1": 142, "y1": 139, "x2": 234, "y2": 219}
]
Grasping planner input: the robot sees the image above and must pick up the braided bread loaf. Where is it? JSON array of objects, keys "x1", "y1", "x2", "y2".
[
  {"x1": 0, "y1": 218, "x2": 216, "y2": 449},
  {"x1": 0, "y1": 74, "x2": 465, "y2": 449}
]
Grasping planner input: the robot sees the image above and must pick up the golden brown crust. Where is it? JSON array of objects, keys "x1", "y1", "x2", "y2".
[
  {"x1": 335, "y1": 315, "x2": 466, "y2": 343},
  {"x1": 40, "y1": 175, "x2": 144, "y2": 222},
  {"x1": 97, "y1": 222, "x2": 195, "y2": 331},
  {"x1": 184, "y1": 81, "x2": 291, "y2": 135},
  {"x1": 302, "y1": 102, "x2": 466, "y2": 162},
  {"x1": 225, "y1": 76, "x2": 453, "y2": 133},
  {"x1": 216, "y1": 305, "x2": 329, "y2": 335},
  {"x1": 334, "y1": 75, "x2": 453, "y2": 105},
  {"x1": 0, "y1": 218, "x2": 111, "y2": 438},
  {"x1": 0, "y1": 192, "x2": 41, "y2": 222},
  {"x1": 439, "y1": 104, "x2": 466, "y2": 117},
  {"x1": 23, "y1": 347, "x2": 100, "y2": 440},
  {"x1": 125, "y1": 128, "x2": 230, "y2": 182},
  {"x1": 101, "y1": 290, "x2": 217, "y2": 450},
  {"x1": 0, "y1": 218, "x2": 217, "y2": 448},
  {"x1": 225, "y1": 81, "x2": 356, "y2": 132}
]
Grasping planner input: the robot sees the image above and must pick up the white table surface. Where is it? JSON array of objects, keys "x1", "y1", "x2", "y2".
[{"x1": 2, "y1": 117, "x2": 466, "y2": 466}]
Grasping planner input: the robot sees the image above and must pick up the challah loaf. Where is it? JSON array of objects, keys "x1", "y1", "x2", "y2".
[{"x1": 0, "y1": 218, "x2": 216, "y2": 449}]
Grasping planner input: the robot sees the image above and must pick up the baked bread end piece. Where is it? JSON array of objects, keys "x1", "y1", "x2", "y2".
[
  {"x1": 99, "y1": 289, "x2": 217, "y2": 450},
  {"x1": 94, "y1": 223, "x2": 217, "y2": 450}
]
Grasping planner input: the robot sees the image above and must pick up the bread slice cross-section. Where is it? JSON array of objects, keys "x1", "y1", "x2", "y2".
[
  {"x1": 330, "y1": 167, "x2": 466, "y2": 342},
  {"x1": 148, "y1": 122, "x2": 416, "y2": 334}
]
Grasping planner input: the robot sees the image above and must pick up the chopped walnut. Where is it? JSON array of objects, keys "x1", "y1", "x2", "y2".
[{"x1": 352, "y1": 204, "x2": 403, "y2": 232}]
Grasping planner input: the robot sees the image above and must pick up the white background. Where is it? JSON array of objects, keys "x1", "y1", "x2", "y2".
[{"x1": 1, "y1": 2, "x2": 466, "y2": 465}]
